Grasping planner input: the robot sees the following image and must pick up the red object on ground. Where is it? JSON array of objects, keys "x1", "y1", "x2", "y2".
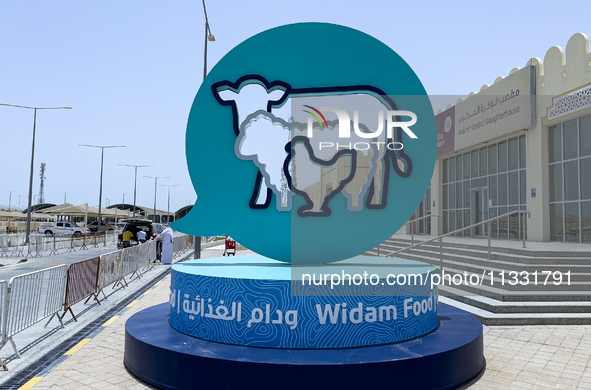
[{"x1": 224, "y1": 236, "x2": 236, "y2": 256}]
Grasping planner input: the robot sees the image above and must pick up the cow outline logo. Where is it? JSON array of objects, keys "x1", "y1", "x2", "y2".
[{"x1": 212, "y1": 74, "x2": 415, "y2": 217}]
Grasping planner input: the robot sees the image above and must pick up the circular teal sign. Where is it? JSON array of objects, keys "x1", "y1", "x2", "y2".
[{"x1": 172, "y1": 23, "x2": 436, "y2": 264}]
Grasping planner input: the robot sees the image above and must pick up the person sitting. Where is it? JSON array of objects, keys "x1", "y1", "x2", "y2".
[
  {"x1": 122, "y1": 229, "x2": 134, "y2": 248},
  {"x1": 137, "y1": 230, "x2": 147, "y2": 243}
]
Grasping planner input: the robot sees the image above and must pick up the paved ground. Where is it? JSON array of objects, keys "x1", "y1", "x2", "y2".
[
  {"x1": 467, "y1": 325, "x2": 591, "y2": 389},
  {"x1": 6, "y1": 242, "x2": 591, "y2": 390}
]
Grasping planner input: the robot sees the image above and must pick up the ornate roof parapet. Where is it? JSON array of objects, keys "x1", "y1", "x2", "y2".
[{"x1": 437, "y1": 33, "x2": 591, "y2": 115}]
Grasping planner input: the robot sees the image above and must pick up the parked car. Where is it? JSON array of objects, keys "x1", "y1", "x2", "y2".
[
  {"x1": 38, "y1": 222, "x2": 89, "y2": 236},
  {"x1": 117, "y1": 219, "x2": 163, "y2": 249},
  {"x1": 87, "y1": 221, "x2": 116, "y2": 232}
]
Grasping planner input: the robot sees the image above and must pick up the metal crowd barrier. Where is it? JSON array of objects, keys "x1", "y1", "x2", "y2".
[
  {"x1": 0, "y1": 281, "x2": 7, "y2": 370},
  {"x1": 0, "y1": 265, "x2": 67, "y2": 363},
  {"x1": 97, "y1": 250, "x2": 123, "y2": 298},
  {"x1": 120, "y1": 245, "x2": 138, "y2": 286},
  {"x1": 0, "y1": 235, "x2": 24, "y2": 258},
  {"x1": 172, "y1": 235, "x2": 185, "y2": 255},
  {"x1": 134, "y1": 240, "x2": 156, "y2": 275},
  {"x1": 62, "y1": 257, "x2": 100, "y2": 321},
  {"x1": 1, "y1": 231, "x2": 118, "y2": 260},
  {"x1": 0, "y1": 234, "x2": 191, "y2": 369}
]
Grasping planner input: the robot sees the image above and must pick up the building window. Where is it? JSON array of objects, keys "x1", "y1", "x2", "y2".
[
  {"x1": 548, "y1": 114, "x2": 591, "y2": 243},
  {"x1": 442, "y1": 134, "x2": 527, "y2": 239}
]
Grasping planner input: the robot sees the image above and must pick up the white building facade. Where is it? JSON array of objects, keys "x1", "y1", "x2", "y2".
[{"x1": 413, "y1": 33, "x2": 591, "y2": 244}]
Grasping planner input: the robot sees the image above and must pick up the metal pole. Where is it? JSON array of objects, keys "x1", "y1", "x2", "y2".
[
  {"x1": 25, "y1": 108, "x2": 37, "y2": 244},
  {"x1": 522, "y1": 212, "x2": 526, "y2": 248},
  {"x1": 488, "y1": 219, "x2": 491, "y2": 261},
  {"x1": 167, "y1": 186, "x2": 170, "y2": 224},
  {"x1": 8, "y1": 192, "x2": 12, "y2": 212},
  {"x1": 203, "y1": 21, "x2": 208, "y2": 80},
  {"x1": 98, "y1": 148, "x2": 104, "y2": 233},
  {"x1": 194, "y1": 0, "x2": 212, "y2": 261},
  {"x1": 439, "y1": 237, "x2": 443, "y2": 276},
  {"x1": 153, "y1": 177, "x2": 158, "y2": 223},
  {"x1": 133, "y1": 167, "x2": 138, "y2": 218}
]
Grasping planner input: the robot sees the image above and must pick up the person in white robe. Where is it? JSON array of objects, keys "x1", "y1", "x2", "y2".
[{"x1": 155, "y1": 226, "x2": 174, "y2": 264}]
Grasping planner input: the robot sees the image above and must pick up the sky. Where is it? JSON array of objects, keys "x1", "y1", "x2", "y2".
[{"x1": 1, "y1": 0, "x2": 590, "y2": 214}]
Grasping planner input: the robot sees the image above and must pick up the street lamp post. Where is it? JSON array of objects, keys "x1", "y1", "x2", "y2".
[
  {"x1": 8, "y1": 191, "x2": 19, "y2": 212},
  {"x1": 196, "y1": 0, "x2": 215, "y2": 259},
  {"x1": 0, "y1": 103, "x2": 71, "y2": 243},
  {"x1": 144, "y1": 176, "x2": 169, "y2": 223},
  {"x1": 159, "y1": 184, "x2": 180, "y2": 224},
  {"x1": 202, "y1": 0, "x2": 216, "y2": 80},
  {"x1": 80, "y1": 145, "x2": 126, "y2": 233},
  {"x1": 119, "y1": 164, "x2": 153, "y2": 218}
]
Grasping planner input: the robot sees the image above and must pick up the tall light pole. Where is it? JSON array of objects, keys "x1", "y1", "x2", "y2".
[
  {"x1": 144, "y1": 176, "x2": 169, "y2": 223},
  {"x1": 8, "y1": 191, "x2": 19, "y2": 212},
  {"x1": 159, "y1": 184, "x2": 180, "y2": 224},
  {"x1": 0, "y1": 103, "x2": 71, "y2": 243},
  {"x1": 119, "y1": 164, "x2": 153, "y2": 218},
  {"x1": 196, "y1": 0, "x2": 214, "y2": 259},
  {"x1": 202, "y1": 0, "x2": 216, "y2": 80},
  {"x1": 80, "y1": 144, "x2": 126, "y2": 233}
]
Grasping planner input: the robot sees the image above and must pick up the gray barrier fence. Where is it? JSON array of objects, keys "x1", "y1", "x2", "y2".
[
  {"x1": 0, "y1": 232, "x2": 118, "y2": 260},
  {"x1": 0, "y1": 234, "x2": 190, "y2": 369},
  {"x1": 0, "y1": 265, "x2": 67, "y2": 367},
  {"x1": 0, "y1": 281, "x2": 6, "y2": 370},
  {"x1": 0, "y1": 235, "x2": 25, "y2": 258}
]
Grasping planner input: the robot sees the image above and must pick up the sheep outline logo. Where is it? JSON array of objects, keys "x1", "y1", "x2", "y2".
[
  {"x1": 212, "y1": 74, "x2": 418, "y2": 217},
  {"x1": 173, "y1": 23, "x2": 437, "y2": 263}
]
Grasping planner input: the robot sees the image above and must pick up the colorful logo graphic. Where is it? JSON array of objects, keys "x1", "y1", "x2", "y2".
[
  {"x1": 172, "y1": 23, "x2": 437, "y2": 264},
  {"x1": 302, "y1": 106, "x2": 328, "y2": 129}
]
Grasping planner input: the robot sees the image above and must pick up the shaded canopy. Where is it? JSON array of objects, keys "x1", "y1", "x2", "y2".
[
  {"x1": 40, "y1": 203, "x2": 133, "y2": 219},
  {"x1": 0, "y1": 210, "x2": 50, "y2": 220}
]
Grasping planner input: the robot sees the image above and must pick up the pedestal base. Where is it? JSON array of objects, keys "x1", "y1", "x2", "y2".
[{"x1": 124, "y1": 302, "x2": 484, "y2": 390}]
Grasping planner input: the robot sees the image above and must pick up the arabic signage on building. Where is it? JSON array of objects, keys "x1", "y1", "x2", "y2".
[
  {"x1": 434, "y1": 66, "x2": 535, "y2": 157},
  {"x1": 454, "y1": 66, "x2": 534, "y2": 151}
]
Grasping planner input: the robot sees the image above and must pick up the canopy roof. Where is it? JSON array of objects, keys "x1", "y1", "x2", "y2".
[
  {"x1": 40, "y1": 203, "x2": 133, "y2": 218},
  {"x1": 0, "y1": 210, "x2": 51, "y2": 220}
]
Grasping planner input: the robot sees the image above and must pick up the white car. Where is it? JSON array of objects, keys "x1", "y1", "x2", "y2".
[{"x1": 38, "y1": 222, "x2": 89, "y2": 236}]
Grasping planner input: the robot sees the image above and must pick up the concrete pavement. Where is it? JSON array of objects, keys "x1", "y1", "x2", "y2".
[{"x1": 5, "y1": 243, "x2": 591, "y2": 390}]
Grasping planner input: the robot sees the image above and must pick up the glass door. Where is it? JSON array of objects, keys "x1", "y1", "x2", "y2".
[
  {"x1": 413, "y1": 186, "x2": 431, "y2": 235},
  {"x1": 471, "y1": 188, "x2": 488, "y2": 237}
]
